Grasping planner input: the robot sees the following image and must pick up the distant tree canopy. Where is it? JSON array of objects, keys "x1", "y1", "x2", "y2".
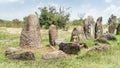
[
  {"x1": 71, "y1": 19, "x2": 84, "y2": 26},
  {"x1": 12, "y1": 19, "x2": 22, "y2": 24},
  {"x1": 0, "y1": 19, "x2": 23, "y2": 28},
  {"x1": 117, "y1": 17, "x2": 120, "y2": 24},
  {"x1": 71, "y1": 13, "x2": 85, "y2": 26},
  {"x1": 108, "y1": 14, "x2": 117, "y2": 25},
  {"x1": 0, "y1": 19, "x2": 4, "y2": 23},
  {"x1": 38, "y1": 6, "x2": 70, "y2": 29}
]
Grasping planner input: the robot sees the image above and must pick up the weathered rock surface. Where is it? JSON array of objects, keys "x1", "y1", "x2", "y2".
[
  {"x1": 55, "y1": 38, "x2": 66, "y2": 46},
  {"x1": 49, "y1": 24, "x2": 58, "y2": 46},
  {"x1": 19, "y1": 14, "x2": 42, "y2": 48},
  {"x1": 95, "y1": 17, "x2": 103, "y2": 38},
  {"x1": 70, "y1": 28, "x2": 80, "y2": 42},
  {"x1": 108, "y1": 15, "x2": 116, "y2": 34},
  {"x1": 6, "y1": 52, "x2": 35, "y2": 60},
  {"x1": 87, "y1": 45, "x2": 109, "y2": 53},
  {"x1": 79, "y1": 43, "x2": 88, "y2": 49},
  {"x1": 116, "y1": 24, "x2": 120, "y2": 35},
  {"x1": 59, "y1": 43, "x2": 80, "y2": 54},
  {"x1": 100, "y1": 32, "x2": 117, "y2": 41},
  {"x1": 5, "y1": 47, "x2": 20, "y2": 56},
  {"x1": 42, "y1": 50, "x2": 67, "y2": 60},
  {"x1": 76, "y1": 26, "x2": 86, "y2": 41},
  {"x1": 83, "y1": 16, "x2": 95, "y2": 39},
  {"x1": 95, "y1": 37, "x2": 109, "y2": 44}
]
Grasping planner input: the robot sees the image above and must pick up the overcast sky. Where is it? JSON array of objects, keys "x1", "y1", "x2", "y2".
[{"x1": 0, "y1": 0, "x2": 120, "y2": 23}]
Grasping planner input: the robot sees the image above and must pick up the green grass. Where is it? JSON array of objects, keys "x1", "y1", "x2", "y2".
[{"x1": 0, "y1": 28, "x2": 120, "y2": 68}]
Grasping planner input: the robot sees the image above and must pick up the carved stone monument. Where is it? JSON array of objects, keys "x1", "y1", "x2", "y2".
[
  {"x1": 70, "y1": 28, "x2": 80, "y2": 42},
  {"x1": 83, "y1": 16, "x2": 95, "y2": 39},
  {"x1": 116, "y1": 24, "x2": 120, "y2": 35},
  {"x1": 19, "y1": 14, "x2": 42, "y2": 48},
  {"x1": 49, "y1": 24, "x2": 58, "y2": 46},
  {"x1": 108, "y1": 15, "x2": 116, "y2": 34},
  {"x1": 95, "y1": 17, "x2": 103, "y2": 38}
]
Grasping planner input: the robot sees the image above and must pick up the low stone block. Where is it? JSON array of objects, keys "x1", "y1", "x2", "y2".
[
  {"x1": 42, "y1": 50, "x2": 67, "y2": 60},
  {"x1": 59, "y1": 43, "x2": 80, "y2": 54}
]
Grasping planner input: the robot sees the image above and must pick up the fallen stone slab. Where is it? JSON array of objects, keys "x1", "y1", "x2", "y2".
[
  {"x1": 55, "y1": 38, "x2": 66, "y2": 46},
  {"x1": 95, "y1": 37, "x2": 109, "y2": 44},
  {"x1": 6, "y1": 51, "x2": 35, "y2": 60},
  {"x1": 100, "y1": 32, "x2": 117, "y2": 41},
  {"x1": 87, "y1": 45, "x2": 109, "y2": 53},
  {"x1": 59, "y1": 43, "x2": 80, "y2": 54},
  {"x1": 42, "y1": 50, "x2": 67, "y2": 60},
  {"x1": 79, "y1": 43, "x2": 88, "y2": 49},
  {"x1": 5, "y1": 47, "x2": 20, "y2": 56}
]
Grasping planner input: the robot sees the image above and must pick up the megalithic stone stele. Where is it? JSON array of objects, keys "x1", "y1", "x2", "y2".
[
  {"x1": 49, "y1": 24, "x2": 58, "y2": 46},
  {"x1": 95, "y1": 17, "x2": 103, "y2": 38},
  {"x1": 83, "y1": 16, "x2": 95, "y2": 39},
  {"x1": 76, "y1": 26, "x2": 86, "y2": 41},
  {"x1": 70, "y1": 28, "x2": 80, "y2": 42},
  {"x1": 19, "y1": 14, "x2": 42, "y2": 48},
  {"x1": 108, "y1": 15, "x2": 116, "y2": 34},
  {"x1": 116, "y1": 24, "x2": 120, "y2": 35}
]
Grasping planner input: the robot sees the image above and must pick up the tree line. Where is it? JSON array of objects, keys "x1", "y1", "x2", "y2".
[{"x1": 1, "y1": 6, "x2": 119, "y2": 28}]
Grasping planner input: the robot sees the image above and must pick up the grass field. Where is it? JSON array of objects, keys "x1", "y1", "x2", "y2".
[{"x1": 0, "y1": 27, "x2": 120, "y2": 68}]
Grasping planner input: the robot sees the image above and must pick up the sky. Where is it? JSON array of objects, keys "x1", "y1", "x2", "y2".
[{"x1": 0, "y1": 0, "x2": 120, "y2": 23}]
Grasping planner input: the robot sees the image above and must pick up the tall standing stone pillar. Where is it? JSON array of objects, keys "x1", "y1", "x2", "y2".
[
  {"x1": 108, "y1": 15, "x2": 116, "y2": 34},
  {"x1": 83, "y1": 16, "x2": 95, "y2": 39},
  {"x1": 19, "y1": 14, "x2": 42, "y2": 48},
  {"x1": 49, "y1": 24, "x2": 58, "y2": 46},
  {"x1": 95, "y1": 17, "x2": 103, "y2": 38}
]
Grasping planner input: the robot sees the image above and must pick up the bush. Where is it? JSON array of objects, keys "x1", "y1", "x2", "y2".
[
  {"x1": 71, "y1": 19, "x2": 83, "y2": 26},
  {"x1": 38, "y1": 6, "x2": 70, "y2": 29}
]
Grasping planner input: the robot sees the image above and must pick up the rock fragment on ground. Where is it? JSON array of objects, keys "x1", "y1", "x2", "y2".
[
  {"x1": 42, "y1": 50, "x2": 67, "y2": 60},
  {"x1": 87, "y1": 45, "x2": 109, "y2": 53}
]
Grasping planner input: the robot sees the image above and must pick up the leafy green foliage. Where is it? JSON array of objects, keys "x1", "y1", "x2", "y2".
[
  {"x1": 0, "y1": 19, "x2": 23, "y2": 28},
  {"x1": 39, "y1": 6, "x2": 70, "y2": 29},
  {"x1": 71, "y1": 19, "x2": 84, "y2": 26},
  {"x1": 117, "y1": 17, "x2": 120, "y2": 26}
]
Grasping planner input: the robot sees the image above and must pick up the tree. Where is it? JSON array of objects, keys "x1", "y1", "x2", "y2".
[
  {"x1": 78, "y1": 13, "x2": 85, "y2": 20},
  {"x1": 38, "y1": 6, "x2": 70, "y2": 29},
  {"x1": 117, "y1": 17, "x2": 120, "y2": 24},
  {"x1": 12, "y1": 19, "x2": 23, "y2": 28},
  {"x1": 71, "y1": 13, "x2": 85, "y2": 26},
  {"x1": 0, "y1": 19, "x2": 4, "y2": 23},
  {"x1": 12, "y1": 19, "x2": 21, "y2": 24}
]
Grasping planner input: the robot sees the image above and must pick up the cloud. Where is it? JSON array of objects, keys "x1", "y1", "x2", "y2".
[
  {"x1": 73, "y1": 4, "x2": 120, "y2": 24},
  {"x1": 35, "y1": 2, "x2": 61, "y2": 15},
  {"x1": 36, "y1": 2, "x2": 60, "y2": 9},
  {"x1": 1, "y1": 0, "x2": 120, "y2": 24},
  {"x1": 0, "y1": 0, "x2": 19, "y2": 2},
  {"x1": 102, "y1": 5, "x2": 120, "y2": 22},
  {"x1": 0, "y1": 9, "x2": 36, "y2": 21},
  {"x1": 0, "y1": 0, "x2": 24, "y2": 3},
  {"x1": 103, "y1": 5, "x2": 120, "y2": 14},
  {"x1": 0, "y1": 1, "x2": 61, "y2": 21},
  {"x1": 104, "y1": 0, "x2": 113, "y2": 3},
  {"x1": 70, "y1": 4, "x2": 99, "y2": 21}
]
